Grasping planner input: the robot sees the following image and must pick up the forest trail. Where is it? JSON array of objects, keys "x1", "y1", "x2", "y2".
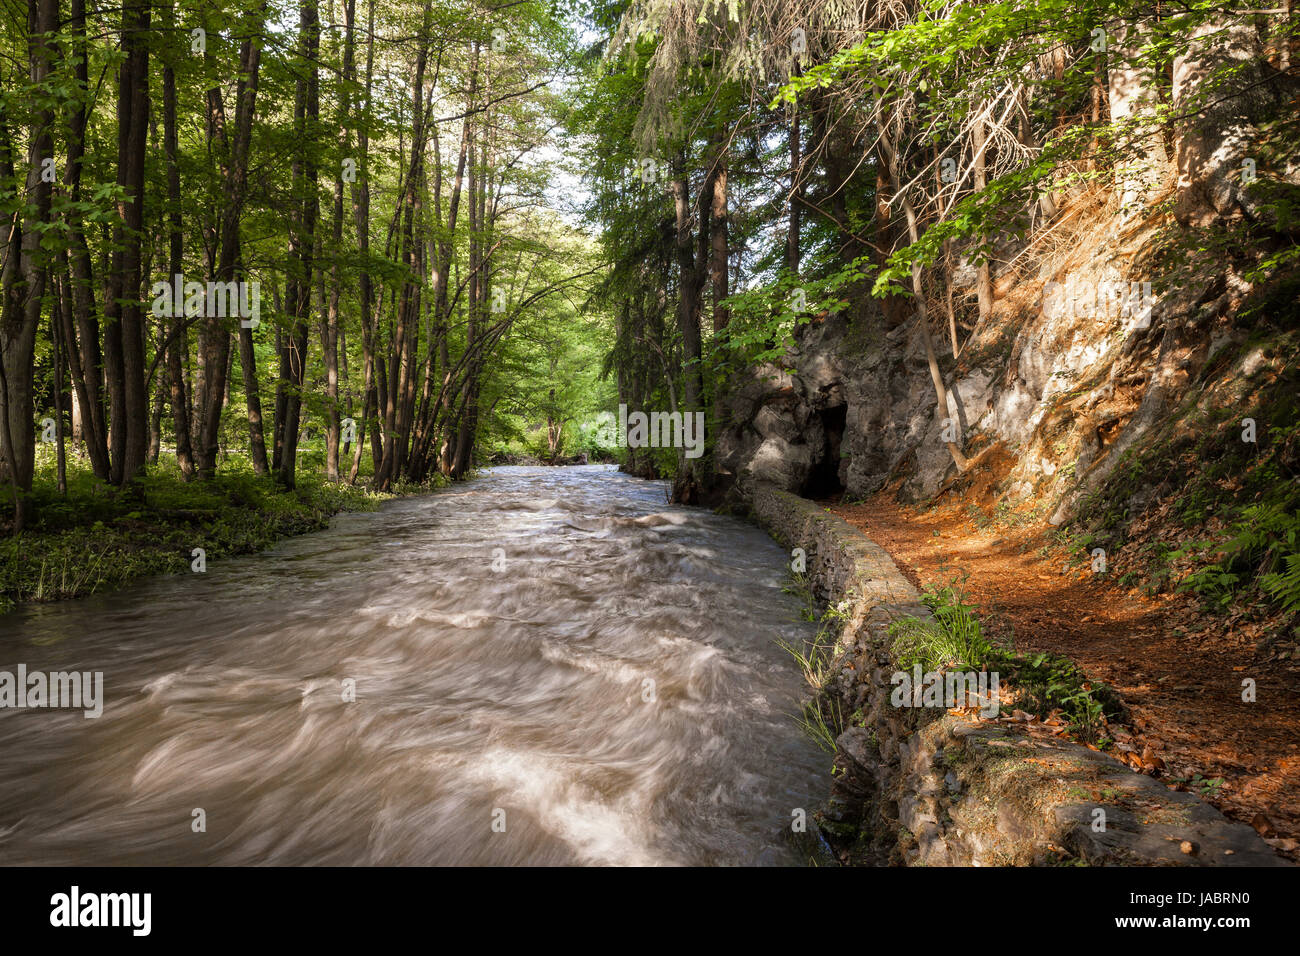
[
  {"x1": 0, "y1": 467, "x2": 825, "y2": 865},
  {"x1": 830, "y1": 494, "x2": 1300, "y2": 861}
]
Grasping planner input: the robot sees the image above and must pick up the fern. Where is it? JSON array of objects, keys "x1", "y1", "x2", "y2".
[
  {"x1": 1179, "y1": 503, "x2": 1300, "y2": 612},
  {"x1": 1262, "y1": 552, "x2": 1300, "y2": 614}
]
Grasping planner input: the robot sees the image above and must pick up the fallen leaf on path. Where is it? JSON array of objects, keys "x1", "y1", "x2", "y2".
[{"x1": 1251, "y1": 813, "x2": 1277, "y2": 837}]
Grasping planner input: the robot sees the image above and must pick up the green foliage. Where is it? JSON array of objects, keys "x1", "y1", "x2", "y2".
[
  {"x1": 992, "y1": 649, "x2": 1123, "y2": 742},
  {"x1": 768, "y1": 0, "x2": 1295, "y2": 299},
  {"x1": 1192, "y1": 774, "x2": 1226, "y2": 798},
  {"x1": 1175, "y1": 504, "x2": 1300, "y2": 612},
  {"x1": 777, "y1": 574, "x2": 854, "y2": 755},
  {"x1": 777, "y1": 575, "x2": 849, "y2": 686},
  {"x1": 0, "y1": 455, "x2": 411, "y2": 613},
  {"x1": 889, "y1": 583, "x2": 991, "y2": 672},
  {"x1": 888, "y1": 579, "x2": 1122, "y2": 740},
  {"x1": 781, "y1": 569, "x2": 819, "y2": 622},
  {"x1": 796, "y1": 695, "x2": 843, "y2": 755},
  {"x1": 721, "y1": 268, "x2": 861, "y2": 364}
]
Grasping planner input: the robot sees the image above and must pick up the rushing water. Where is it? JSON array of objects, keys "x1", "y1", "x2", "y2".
[{"x1": 0, "y1": 466, "x2": 828, "y2": 866}]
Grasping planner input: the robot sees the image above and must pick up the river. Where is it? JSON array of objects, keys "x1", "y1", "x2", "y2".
[{"x1": 0, "y1": 465, "x2": 827, "y2": 865}]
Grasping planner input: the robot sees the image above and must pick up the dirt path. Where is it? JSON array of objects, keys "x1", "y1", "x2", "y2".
[{"x1": 830, "y1": 492, "x2": 1300, "y2": 861}]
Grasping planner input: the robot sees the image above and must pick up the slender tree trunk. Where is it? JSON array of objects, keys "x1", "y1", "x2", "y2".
[
  {"x1": 275, "y1": 0, "x2": 320, "y2": 489},
  {"x1": 943, "y1": 239, "x2": 959, "y2": 358},
  {"x1": 347, "y1": 0, "x2": 376, "y2": 485},
  {"x1": 427, "y1": 45, "x2": 474, "y2": 478},
  {"x1": 196, "y1": 7, "x2": 266, "y2": 478},
  {"x1": 671, "y1": 156, "x2": 703, "y2": 414},
  {"x1": 710, "y1": 148, "x2": 729, "y2": 333},
  {"x1": 972, "y1": 114, "x2": 993, "y2": 324},
  {"x1": 876, "y1": 105, "x2": 969, "y2": 473},
  {"x1": 148, "y1": 322, "x2": 166, "y2": 462},
  {"x1": 236, "y1": 259, "x2": 270, "y2": 475},
  {"x1": 322, "y1": 165, "x2": 344, "y2": 481},
  {"x1": 51, "y1": 280, "x2": 67, "y2": 493},
  {"x1": 873, "y1": 159, "x2": 907, "y2": 329},
  {"x1": 109, "y1": 0, "x2": 153, "y2": 486},
  {"x1": 1, "y1": 0, "x2": 59, "y2": 527},
  {"x1": 162, "y1": 27, "x2": 195, "y2": 478},
  {"x1": 377, "y1": 11, "x2": 432, "y2": 487},
  {"x1": 786, "y1": 66, "x2": 802, "y2": 276},
  {"x1": 63, "y1": 0, "x2": 110, "y2": 480},
  {"x1": 55, "y1": 250, "x2": 89, "y2": 454},
  {"x1": 320, "y1": 0, "x2": 356, "y2": 482}
]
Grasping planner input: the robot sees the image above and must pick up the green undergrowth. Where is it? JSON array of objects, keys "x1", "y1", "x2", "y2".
[
  {"x1": 780, "y1": 570, "x2": 851, "y2": 754},
  {"x1": 889, "y1": 582, "x2": 1123, "y2": 744},
  {"x1": 779, "y1": 569, "x2": 1124, "y2": 750},
  {"x1": 1, "y1": 453, "x2": 443, "y2": 613}
]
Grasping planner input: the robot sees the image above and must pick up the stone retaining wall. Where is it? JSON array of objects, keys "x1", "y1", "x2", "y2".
[{"x1": 751, "y1": 482, "x2": 1285, "y2": 867}]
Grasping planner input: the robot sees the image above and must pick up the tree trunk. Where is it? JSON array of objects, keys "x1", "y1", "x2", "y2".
[
  {"x1": 347, "y1": 0, "x2": 376, "y2": 485},
  {"x1": 162, "y1": 27, "x2": 195, "y2": 479},
  {"x1": 1172, "y1": 18, "x2": 1292, "y2": 226},
  {"x1": 63, "y1": 0, "x2": 110, "y2": 480},
  {"x1": 236, "y1": 288, "x2": 270, "y2": 474},
  {"x1": 786, "y1": 67, "x2": 802, "y2": 276},
  {"x1": 671, "y1": 157, "x2": 703, "y2": 414},
  {"x1": 876, "y1": 105, "x2": 969, "y2": 474},
  {"x1": 275, "y1": 0, "x2": 320, "y2": 489},
  {"x1": 972, "y1": 114, "x2": 993, "y2": 323},
  {"x1": 710, "y1": 150, "x2": 729, "y2": 333},
  {"x1": 148, "y1": 323, "x2": 166, "y2": 462},
  {"x1": 105, "y1": 0, "x2": 152, "y2": 486},
  {"x1": 196, "y1": 8, "x2": 266, "y2": 478},
  {"x1": 1, "y1": 0, "x2": 60, "y2": 528},
  {"x1": 51, "y1": 279, "x2": 67, "y2": 493}
]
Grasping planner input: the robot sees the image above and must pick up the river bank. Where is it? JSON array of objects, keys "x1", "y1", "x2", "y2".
[
  {"x1": 0, "y1": 455, "x2": 443, "y2": 614},
  {"x1": 748, "y1": 482, "x2": 1288, "y2": 866}
]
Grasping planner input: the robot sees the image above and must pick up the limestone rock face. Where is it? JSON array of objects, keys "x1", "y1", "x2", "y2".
[
  {"x1": 717, "y1": 304, "x2": 984, "y2": 505},
  {"x1": 710, "y1": 200, "x2": 1266, "y2": 525},
  {"x1": 1172, "y1": 20, "x2": 1299, "y2": 227},
  {"x1": 746, "y1": 436, "x2": 813, "y2": 491}
]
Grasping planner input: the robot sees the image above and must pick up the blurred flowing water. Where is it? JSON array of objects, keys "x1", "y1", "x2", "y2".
[{"x1": 0, "y1": 465, "x2": 827, "y2": 865}]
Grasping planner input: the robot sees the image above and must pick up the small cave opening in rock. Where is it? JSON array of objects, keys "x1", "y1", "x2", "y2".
[{"x1": 802, "y1": 404, "x2": 848, "y2": 500}]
